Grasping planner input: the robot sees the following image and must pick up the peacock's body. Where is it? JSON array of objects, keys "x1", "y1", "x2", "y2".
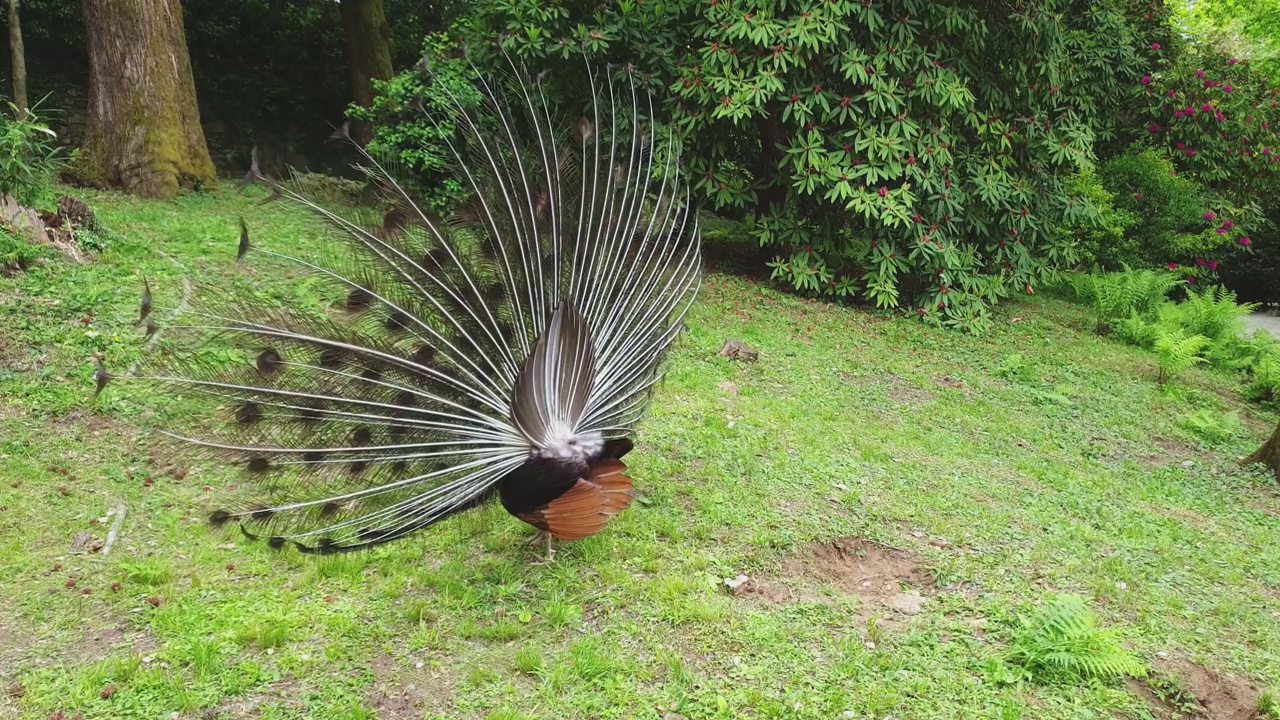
[{"x1": 106, "y1": 61, "x2": 701, "y2": 557}]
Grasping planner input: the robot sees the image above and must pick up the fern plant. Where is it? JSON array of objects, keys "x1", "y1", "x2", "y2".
[
  {"x1": 1114, "y1": 311, "x2": 1161, "y2": 349},
  {"x1": 1163, "y1": 286, "x2": 1257, "y2": 343},
  {"x1": 1071, "y1": 269, "x2": 1180, "y2": 333},
  {"x1": 1245, "y1": 348, "x2": 1280, "y2": 403},
  {"x1": 1002, "y1": 594, "x2": 1146, "y2": 684},
  {"x1": 1154, "y1": 328, "x2": 1212, "y2": 384},
  {"x1": 1179, "y1": 409, "x2": 1242, "y2": 445}
]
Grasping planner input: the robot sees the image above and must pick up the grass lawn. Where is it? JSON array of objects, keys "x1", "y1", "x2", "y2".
[{"x1": 1, "y1": 186, "x2": 1278, "y2": 720}]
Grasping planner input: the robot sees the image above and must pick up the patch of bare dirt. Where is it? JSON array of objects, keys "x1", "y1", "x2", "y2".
[
  {"x1": 880, "y1": 374, "x2": 934, "y2": 407},
  {"x1": 364, "y1": 651, "x2": 458, "y2": 718},
  {"x1": 1127, "y1": 657, "x2": 1265, "y2": 720},
  {"x1": 729, "y1": 578, "x2": 794, "y2": 603},
  {"x1": 199, "y1": 676, "x2": 304, "y2": 719},
  {"x1": 784, "y1": 537, "x2": 933, "y2": 598}
]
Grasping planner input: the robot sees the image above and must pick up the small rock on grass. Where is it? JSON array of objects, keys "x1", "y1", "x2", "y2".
[{"x1": 885, "y1": 591, "x2": 927, "y2": 615}]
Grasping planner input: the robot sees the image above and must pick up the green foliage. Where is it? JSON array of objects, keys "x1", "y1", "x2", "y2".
[
  {"x1": 1001, "y1": 594, "x2": 1146, "y2": 684},
  {"x1": 1160, "y1": 286, "x2": 1257, "y2": 343},
  {"x1": 1095, "y1": 151, "x2": 1227, "y2": 270},
  {"x1": 0, "y1": 226, "x2": 48, "y2": 274},
  {"x1": 1179, "y1": 408, "x2": 1243, "y2": 445},
  {"x1": 386, "y1": 0, "x2": 1167, "y2": 331},
  {"x1": 1070, "y1": 268, "x2": 1180, "y2": 332},
  {"x1": 0, "y1": 101, "x2": 62, "y2": 210},
  {"x1": 1063, "y1": 169, "x2": 1137, "y2": 269},
  {"x1": 352, "y1": 32, "x2": 480, "y2": 214},
  {"x1": 1245, "y1": 344, "x2": 1280, "y2": 402},
  {"x1": 1154, "y1": 327, "x2": 1212, "y2": 384}
]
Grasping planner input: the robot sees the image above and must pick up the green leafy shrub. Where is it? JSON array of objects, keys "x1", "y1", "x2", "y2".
[
  {"x1": 1245, "y1": 345, "x2": 1280, "y2": 402},
  {"x1": 0, "y1": 101, "x2": 62, "y2": 209},
  {"x1": 379, "y1": 0, "x2": 1164, "y2": 332},
  {"x1": 1161, "y1": 286, "x2": 1257, "y2": 343},
  {"x1": 352, "y1": 32, "x2": 484, "y2": 215},
  {"x1": 1094, "y1": 150, "x2": 1229, "y2": 271},
  {"x1": 1179, "y1": 408, "x2": 1242, "y2": 445},
  {"x1": 1070, "y1": 268, "x2": 1181, "y2": 333},
  {"x1": 0, "y1": 226, "x2": 47, "y2": 274},
  {"x1": 1064, "y1": 169, "x2": 1138, "y2": 270},
  {"x1": 1154, "y1": 327, "x2": 1212, "y2": 384},
  {"x1": 1000, "y1": 594, "x2": 1145, "y2": 684}
]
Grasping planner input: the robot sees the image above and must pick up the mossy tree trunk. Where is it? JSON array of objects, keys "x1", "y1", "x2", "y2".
[
  {"x1": 1244, "y1": 419, "x2": 1280, "y2": 482},
  {"x1": 8, "y1": 0, "x2": 27, "y2": 117},
  {"x1": 81, "y1": 0, "x2": 215, "y2": 199},
  {"x1": 340, "y1": 0, "x2": 393, "y2": 146}
]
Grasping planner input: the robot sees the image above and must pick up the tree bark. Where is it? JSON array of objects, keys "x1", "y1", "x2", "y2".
[
  {"x1": 1243, "y1": 419, "x2": 1280, "y2": 482},
  {"x1": 7, "y1": 0, "x2": 26, "y2": 118},
  {"x1": 80, "y1": 0, "x2": 215, "y2": 199},
  {"x1": 340, "y1": 0, "x2": 393, "y2": 146}
]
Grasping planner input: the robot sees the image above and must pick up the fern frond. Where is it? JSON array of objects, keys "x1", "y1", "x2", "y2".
[{"x1": 1004, "y1": 594, "x2": 1146, "y2": 684}]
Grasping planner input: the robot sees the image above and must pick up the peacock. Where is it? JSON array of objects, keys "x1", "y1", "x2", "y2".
[{"x1": 98, "y1": 60, "x2": 702, "y2": 560}]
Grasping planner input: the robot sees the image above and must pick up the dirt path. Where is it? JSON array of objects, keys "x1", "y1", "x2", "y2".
[{"x1": 1243, "y1": 310, "x2": 1280, "y2": 339}]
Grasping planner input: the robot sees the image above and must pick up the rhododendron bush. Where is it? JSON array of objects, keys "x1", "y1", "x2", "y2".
[
  {"x1": 1133, "y1": 48, "x2": 1276, "y2": 279},
  {"x1": 380, "y1": 0, "x2": 1164, "y2": 331}
]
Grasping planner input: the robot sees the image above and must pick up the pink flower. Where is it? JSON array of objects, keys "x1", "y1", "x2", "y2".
[
  {"x1": 1185, "y1": 106, "x2": 1196, "y2": 115},
  {"x1": 1225, "y1": 84, "x2": 1235, "y2": 93},
  {"x1": 1216, "y1": 112, "x2": 1226, "y2": 121},
  {"x1": 1196, "y1": 70, "x2": 1206, "y2": 78},
  {"x1": 1187, "y1": 275, "x2": 1196, "y2": 284},
  {"x1": 1176, "y1": 141, "x2": 1186, "y2": 149},
  {"x1": 1217, "y1": 227, "x2": 1228, "y2": 234},
  {"x1": 1204, "y1": 79, "x2": 1215, "y2": 88},
  {"x1": 1266, "y1": 148, "x2": 1274, "y2": 155},
  {"x1": 1196, "y1": 257, "x2": 1207, "y2": 265},
  {"x1": 878, "y1": 186, "x2": 888, "y2": 197},
  {"x1": 1152, "y1": 42, "x2": 1161, "y2": 50},
  {"x1": 1223, "y1": 219, "x2": 1234, "y2": 229},
  {"x1": 1240, "y1": 237, "x2": 1252, "y2": 246},
  {"x1": 1202, "y1": 103, "x2": 1213, "y2": 112},
  {"x1": 1229, "y1": 57, "x2": 1239, "y2": 65},
  {"x1": 1168, "y1": 262, "x2": 1179, "y2": 270},
  {"x1": 1187, "y1": 148, "x2": 1197, "y2": 157},
  {"x1": 1209, "y1": 260, "x2": 1219, "y2": 270},
  {"x1": 1204, "y1": 210, "x2": 1216, "y2": 221},
  {"x1": 1174, "y1": 110, "x2": 1185, "y2": 118},
  {"x1": 1141, "y1": 75, "x2": 1152, "y2": 85},
  {"x1": 1148, "y1": 123, "x2": 1160, "y2": 133},
  {"x1": 1166, "y1": 89, "x2": 1177, "y2": 97}
]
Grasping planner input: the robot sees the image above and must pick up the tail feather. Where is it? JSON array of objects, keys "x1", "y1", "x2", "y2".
[{"x1": 118, "y1": 57, "x2": 701, "y2": 551}]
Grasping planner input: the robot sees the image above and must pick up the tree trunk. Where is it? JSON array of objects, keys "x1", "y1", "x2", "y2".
[
  {"x1": 80, "y1": 0, "x2": 215, "y2": 199},
  {"x1": 1243, "y1": 419, "x2": 1280, "y2": 482},
  {"x1": 340, "y1": 0, "x2": 393, "y2": 146},
  {"x1": 7, "y1": 0, "x2": 27, "y2": 118}
]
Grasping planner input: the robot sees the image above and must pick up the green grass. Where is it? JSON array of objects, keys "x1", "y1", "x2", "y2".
[{"x1": 1, "y1": 186, "x2": 1278, "y2": 719}]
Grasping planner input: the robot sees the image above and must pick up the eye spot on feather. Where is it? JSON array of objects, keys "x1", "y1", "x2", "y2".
[
  {"x1": 483, "y1": 283, "x2": 507, "y2": 307},
  {"x1": 357, "y1": 527, "x2": 394, "y2": 542},
  {"x1": 209, "y1": 509, "x2": 232, "y2": 527},
  {"x1": 391, "y1": 460, "x2": 408, "y2": 474},
  {"x1": 346, "y1": 287, "x2": 374, "y2": 311},
  {"x1": 319, "y1": 347, "x2": 345, "y2": 368},
  {"x1": 411, "y1": 345, "x2": 436, "y2": 366},
  {"x1": 385, "y1": 310, "x2": 409, "y2": 332},
  {"x1": 348, "y1": 459, "x2": 369, "y2": 475},
  {"x1": 319, "y1": 502, "x2": 341, "y2": 518},
  {"x1": 250, "y1": 507, "x2": 276, "y2": 521},
  {"x1": 394, "y1": 391, "x2": 417, "y2": 408},
  {"x1": 267, "y1": 536, "x2": 286, "y2": 549},
  {"x1": 423, "y1": 247, "x2": 451, "y2": 268},
  {"x1": 360, "y1": 367, "x2": 384, "y2": 383},
  {"x1": 302, "y1": 450, "x2": 325, "y2": 464},
  {"x1": 235, "y1": 402, "x2": 262, "y2": 425},
  {"x1": 352, "y1": 427, "x2": 372, "y2": 446},
  {"x1": 257, "y1": 349, "x2": 282, "y2": 375},
  {"x1": 246, "y1": 457, "x2": 271, "y2": 473}
]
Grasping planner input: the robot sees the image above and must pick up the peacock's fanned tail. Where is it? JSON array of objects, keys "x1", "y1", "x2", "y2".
[{"x1": 118, "y1": 60, "x2": 702, "y2": 553}]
